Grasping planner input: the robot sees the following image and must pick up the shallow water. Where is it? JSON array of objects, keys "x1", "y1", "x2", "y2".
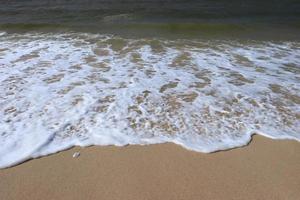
[
  {"x1": 0, "y1": 1, "x2": 300, "y2": 168},
  {"x1": 0, "y1": 32, "x2": 299, "y2": 168}
]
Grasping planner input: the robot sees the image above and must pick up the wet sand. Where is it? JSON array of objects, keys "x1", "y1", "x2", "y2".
[{"x1": 0, "y1": 135, "x2": 299, "y2": 200}]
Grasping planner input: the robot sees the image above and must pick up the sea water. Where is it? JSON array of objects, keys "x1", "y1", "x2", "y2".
[{"x1": 0, "y1": 0, "x2": 299, "y2": 168}]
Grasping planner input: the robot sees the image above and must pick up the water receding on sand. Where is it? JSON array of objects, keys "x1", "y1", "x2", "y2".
[{"x1": 0, "y1": 32, "x2": 299, "y2": 168}]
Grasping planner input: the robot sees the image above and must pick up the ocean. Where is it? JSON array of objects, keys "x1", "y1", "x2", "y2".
[{"x1": 0, "y1": 0, "x2": 299, "y2": 168}]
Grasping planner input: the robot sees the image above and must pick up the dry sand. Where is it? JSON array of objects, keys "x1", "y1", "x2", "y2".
[{"x1": 0, "y1": 135, "x2": 299, "y2": 200}]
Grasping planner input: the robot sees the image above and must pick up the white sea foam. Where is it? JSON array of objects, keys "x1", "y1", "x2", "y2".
[{"x1": 0, "y1": 32, "x2": 299, "y2": 168}]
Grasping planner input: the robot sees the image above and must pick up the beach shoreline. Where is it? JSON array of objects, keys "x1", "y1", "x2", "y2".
[
  {"x1": 1, "y1": 1, "x2": 300, "y2": 199},
  {"x1": 0, "y1": 135, "x2": 299, "y2": 200}
]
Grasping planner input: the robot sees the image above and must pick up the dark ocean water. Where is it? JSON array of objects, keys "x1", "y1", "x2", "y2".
[{"x1": 1, "y1": 0, "x2": 300, "y2": 39}]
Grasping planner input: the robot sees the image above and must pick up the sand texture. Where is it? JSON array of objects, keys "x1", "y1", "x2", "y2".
[{"x1": 0, "y1": 135, "x2": 300, "y2": 200}]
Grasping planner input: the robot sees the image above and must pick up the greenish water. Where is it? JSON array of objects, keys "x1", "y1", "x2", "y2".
[{"x1": 1, "y1": 0, "x2": 300, "y2": 39}]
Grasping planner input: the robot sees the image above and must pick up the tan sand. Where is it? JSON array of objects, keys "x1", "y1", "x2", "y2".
[{"x1": 0, "y1": 135, "x2": 299, "y2": 200}]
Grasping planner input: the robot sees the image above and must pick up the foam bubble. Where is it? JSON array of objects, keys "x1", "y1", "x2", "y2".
[{"x1": 0, "y1": 32, "x2": 299, "y2": 168}]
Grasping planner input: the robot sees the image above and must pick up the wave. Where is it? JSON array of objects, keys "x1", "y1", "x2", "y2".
[{"x1": 0, "y1": 32, "x2": 299, "y2": 168}]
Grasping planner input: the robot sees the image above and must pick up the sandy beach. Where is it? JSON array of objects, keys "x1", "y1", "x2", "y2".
[
  {"x1": 1, "y1": 1, "x2": 300, "y2": 200},
  {"x1": 0, "y1": 135, "x2": 299, "y2": 200}
]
